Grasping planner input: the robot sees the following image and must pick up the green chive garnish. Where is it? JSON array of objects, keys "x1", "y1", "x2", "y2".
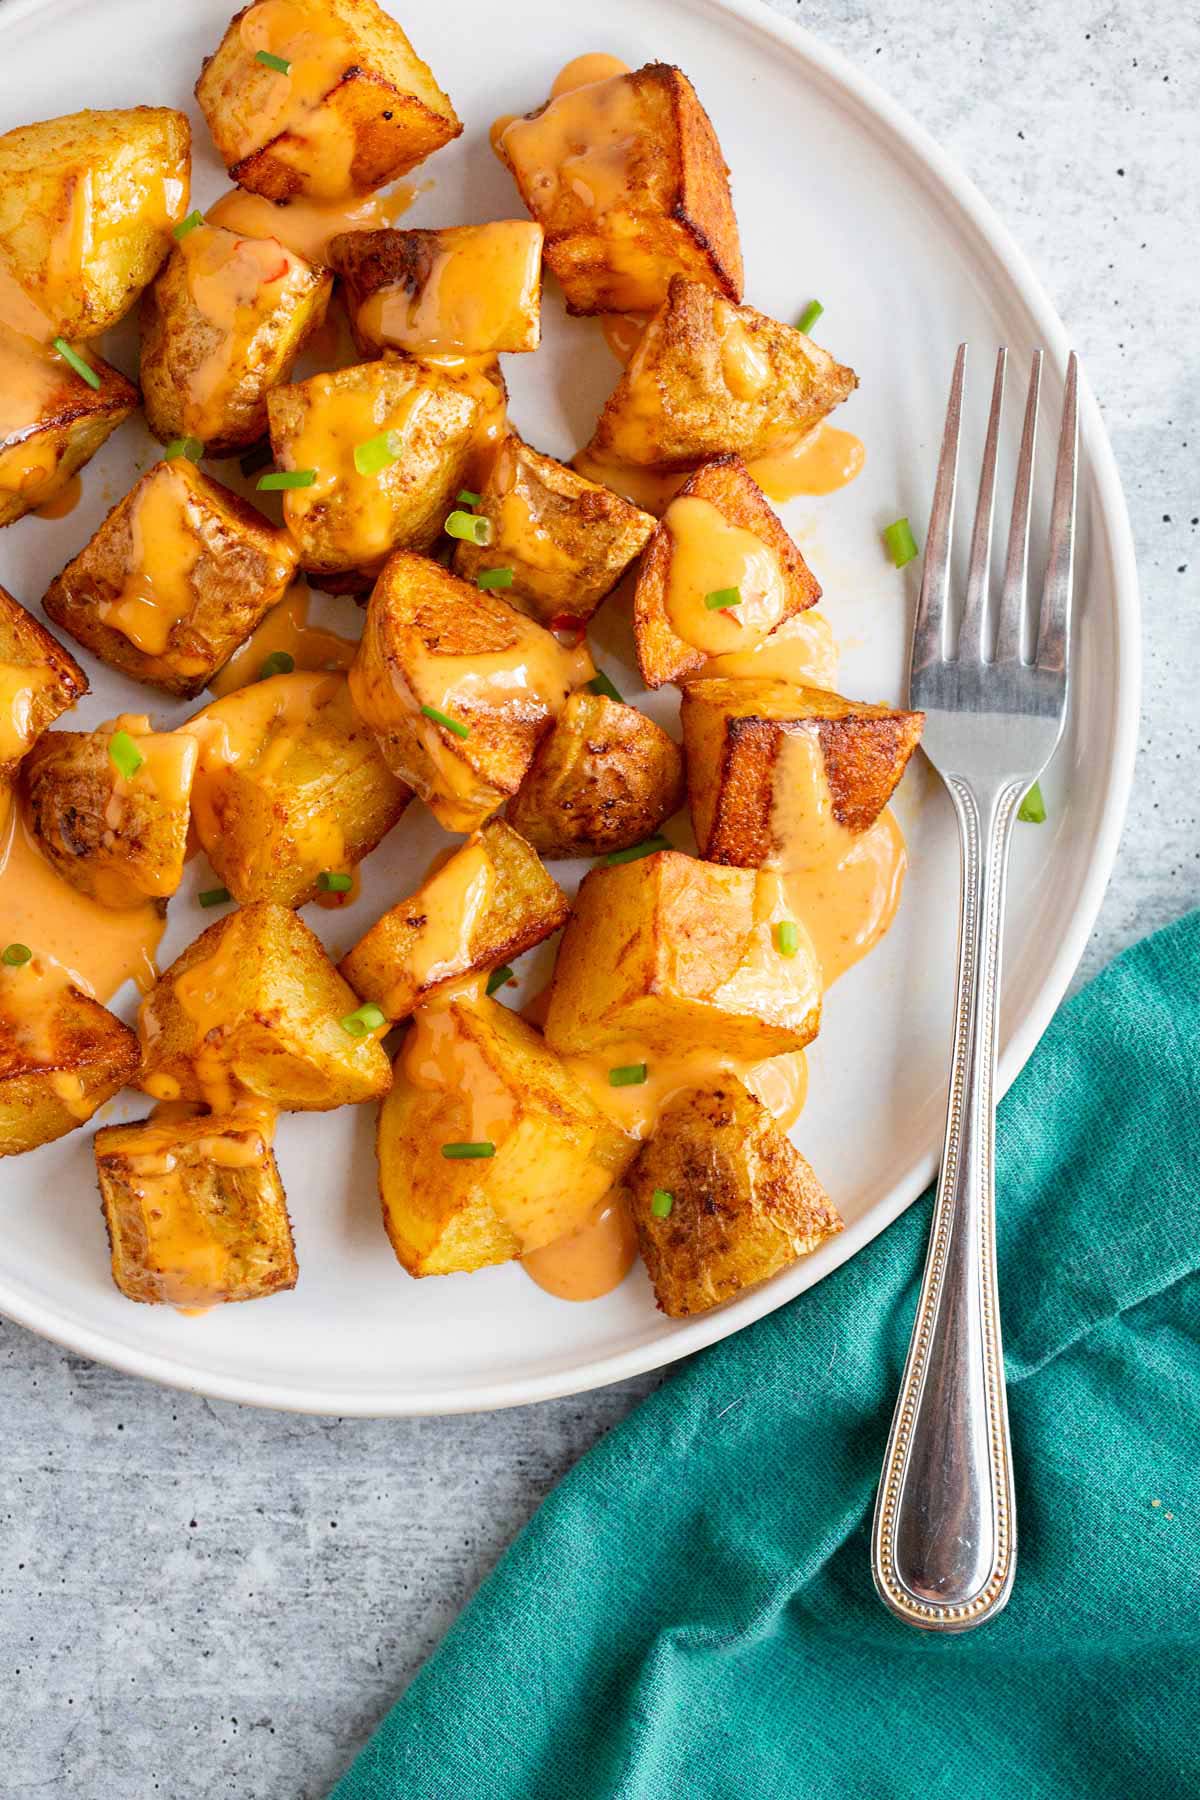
[
  {"x1": 420, "y1": 704, "x2": 470, "y2": 740},
  {"x1": 650, "y1": 1189, "x2": 674, "y2": 1219},
  {"x1": 704, "y1": 587, "x2": 741, "y2": 611},
  {"x1": 485, "y1": 965, "x2": 514, "y2": 996},
  {"x1": 883, "y1": 517, "x2": 920, "y2": 568},
  {"x1": 198, "y1": 887, "x2": 231, "y2": 908},
  {"x1": 1018, "y1": 780, "x2": 1047, "y2": 824},
  {"x1": 353, "y1": 431, "x2": 402, "y2": 477},
  {"x1": 255, "y1": 49, "x2": 292, "y2": 72},
  {"x1": 445, "y1": 509, "x2": 492, "y2": 546},
  {"x1": 340, "y1": 1002, "x2": 386, "y2": 1038},
  {"x1": 108, "y1": 730, "x2": 144, "y2": 780},
  {"x1": 776, "y1": 920, "x2": 800, "y2": 958},
  {"x1": 797, "y1": 299, "x2": 824, "y2": 334},
  {"x1": 476, "y1": 568, "x2": 514, "y2": 590},
  {"x1": 258, "y1": 468, "x2": 316, "y2": 490},
  {"x1": 164, "y1": 436, "x2": 204, "y2": 463},
  {"x1": 441, "y1": 1141, "x2": 496, "y2": 1159},
  {"x1": 173, "y1": 211, "x2": 203, "y2": 241},
  {"x1": 52, "y1": 338, "x2": 100, "y2": 390},
  {"x1": 587, "y1": 671, "x2": 622, "y2": 703},
  {"x1": 603, "y1": 835, "x2": 669, "y2": 866},
  {"x1": 2, "y1": 943, "x2": 32, "y2": 967},
  {"x1": 318, "y1": 870, "x2": 353, "y2": 893},
  {"x1": 258, "y1": 650, "x2": 295, "y2": 680},
  {"x1": 456, "y1": 488, "x2": 482, "y2": 507},
  {"x1": 608, "y1": 1063, "x2": 648, "y2": 1087},
  {"x1": 240, "y1": 440, "x2": 274, "y2": 478}
]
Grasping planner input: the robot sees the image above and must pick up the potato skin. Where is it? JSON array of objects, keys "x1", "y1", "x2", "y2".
[
  {"x1": 0, "y1": 962, "x2": 139, "y2": 1157},
  {"x1": 507, "y1": 693, "x2": 684, "y2": 859},
  {"x1": 0, "y1": 329, "x2": 138, "y2": 530},
  {"x1": 0, "y1": 585, "x2": 87, "y2": 786},
  {"x1": 329, "y1": 223, "x2": 543, "y2": 358}
]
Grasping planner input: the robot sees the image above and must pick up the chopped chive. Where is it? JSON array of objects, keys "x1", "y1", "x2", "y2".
[
  {"x1": 52, "y1": 338, "x2": 100, "y2": 390},
  {"x1": 603, "y1": 834, "x2": 669, "y2": 866},
  {"x1": 441, "y1": 1140, "x2": 496, "y2": 1159},
  {"x1": 164, "y1": 436, "x2": 204, "y2": 463},
  {"x1": 258, "y1": 468, "x2": 316, "y2": 490},
  {"x1": 2, "y1": 943, "x2": 32, "y2": 967},
  {"x1": 1018, "y1": 780, "x2": 1047, "y2": 824},
  {"x1": 650, "y1": 1188, "x2": 674, "y2": 1219},
  {"x1": 340, "y1": 1002, "x2": 387, "y2": 1038},
  {"x1": 883, "y1": 517, "x2": 920, "y2": 568},
  {"x1": 258, "y1": 650, "x2": 295, "y2": 680},
  {"x1": 456, "y1": 488, "x2": 482, "y2": 507},
  {"x1": 239, "y1": 439, "x2": 274, "y2": 477},
  {"x1": 485, "y1": 964, "x2": 514, "y2": 996},
  {"x1": 775, "y1": 919, "x2": 800, "y2": 958},
  {"x1": 704, "y1": 586, "x2": 742, "y2": 611},
  {"x1": 255, "y1": 48, "x2": 292, "y2": 72},
  {"x1": 608, "y1": 1063, "x2": 648, "y2": 1088},
  {"x1": 476, "y1": 568, "x2": 514, "y2": 590},
  {"x1": 797, "y1": 299, "x2": 824, "y2": 335},
  {"x1": 420, "y1": 703, "x2": 470, "y2": 740},
  {"x1": 353, "y1": 430, "x2": 402, "y2": 477},
  {"x1": 198, "y1": 887, "x2": 231, "y2": 908},
  {"x1": 587, "y1": 670, "x2": 623, "y2": 703},
  {"x1": 108, "y1": 729, "x2": 144, "y2": 780},
  {"x1": 444, "y1": 508, "x2": 492, "y2": 546},
  {"x1": 173, "y1": 210, "x2": 203, "y2": 241},
  {"x1": 318, "y1": 870, "x2": 353, "y2": 893}
]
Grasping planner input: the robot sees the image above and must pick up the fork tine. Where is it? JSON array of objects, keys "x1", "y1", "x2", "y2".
[
  {"x1": 1035, "y1": 352, "x2": 1078, "y2": 675},
  {"x1": 956, "y1": 348, "x2": 1007, "y2": 663},
  {"x1": 994, "y1": 352, "x2": 1042, "y2": 663},
  {"x1": 910, "y1": 344, "x2": 966, "y2": 678}
]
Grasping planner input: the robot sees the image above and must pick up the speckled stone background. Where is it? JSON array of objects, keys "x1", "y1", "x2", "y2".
[{"x1": 1, "y1": 3, "x2": 1195, "y2": 1796}]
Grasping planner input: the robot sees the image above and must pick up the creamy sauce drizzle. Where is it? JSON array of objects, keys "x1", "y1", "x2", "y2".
[
  {"x1": 207, "y1": 582, "x2": 357, "y2": 698},
  {"x1": 749, "y1": 424, "x2": 866, "y2": 502},
  {"x1": 207, "y1": 183, "x2": 418, "y2": 266},
  {"x1": 173, "y1": 224, "x2": 301, "y2": 443},
  {"x1": 404, "y1": 838, "x2": 494, "y2": 996},
  {"x1": 236, "y1": 0, "x2": 364, "y2": 196},
  {"x1": 690, "y1": 609, "x2": 838, "y2": 690},
  {"x1": 522, "y1": 1194, "x2": 638, "y2": 1301},
  {"x1": 661, "y1": 494, "x2": 787, "y2": 654},
  {"x1": 355, "y1": 222, "x2": 543, "y2": 356},
  {"x1": 102, "y1": 468, "x2": 201, "y2": 656}
]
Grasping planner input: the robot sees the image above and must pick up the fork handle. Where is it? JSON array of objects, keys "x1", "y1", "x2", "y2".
[{"x1": 870, "y1": 775, "x2": 1022, "y2": 1630}]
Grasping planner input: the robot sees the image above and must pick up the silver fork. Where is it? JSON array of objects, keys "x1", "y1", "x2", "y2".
[{"x1": 870, "y1": 344, "x2": 1079, "y2": 1632}]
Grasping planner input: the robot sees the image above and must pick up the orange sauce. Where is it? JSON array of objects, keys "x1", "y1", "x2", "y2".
[
  {"x1": 0, "y1": 324, "x2": 87, "y2": 511},
  {"x1": 0, "y1": 662, "x2": 55, "y2": 765},
  {"x1": 403, "y1": 837, "x2": 495, "y2": 997},
  {"x1": 235, "y1": 0, "x2": 363, "y2": 194},
  {"x1": 0, "y1": 956, "x2": 93, "y2": 1119},
  {"x1": 0, "y1": 264, "x2": 56, "y2": 344},
  {"x1": 354, "y1": 222, "x2": 543, "y2": 356},
  {"x1": 522, "y1": 1194, "x2": 638, "y2": 1301},
  {"x1": 571, "y1": 446, "x2": 685, "y2": 517},
  {"x1": 173, "y1": 224, "x2": 303, "y2": 443},
  {"x1": 408, "y1": 353, "x2": 509, "y2": 489},
  {"x1": 100, "y1": 465, "x2": 201, "y2": 657},
  {"x1": 691, "y1": 609, "x2": 839, "y2": 691},
  {"x1": 206, "y1": 182, "x2": 418, "y2": 266},
  {"x1": 750, "y1": 425, "x2": 866, "y2": 502},
  {"x1": 599, "y1": 310, "x2": 647, "y2": 365},
  {"x1": 661, "y1": 494, "x2": 788, "y2": 654},
  {"x1": 34, "y1": 473, "x2": 82, "y2": 520},
  {"x1": 550, "y1": 52, "x2": 632, "y2": 96},
  {"x1": 207, "y1": 582, "x2": 357, "y2": 697}
]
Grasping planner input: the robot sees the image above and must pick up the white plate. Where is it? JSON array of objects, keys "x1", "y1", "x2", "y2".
[{"x1": 0, "y1": 0, "x2": 1139, "y2": 1414}]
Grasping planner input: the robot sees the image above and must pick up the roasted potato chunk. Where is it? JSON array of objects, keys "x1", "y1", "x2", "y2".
[
  {"x1": 330, "y1": 222, "x2": 543, "y2": 357},
  {"x1": 582, "y1": 276, "x2": 857, "y2": 474},
  {"x1": 42, "y1": 459, "x2": 298, "y2": 699},
  {"x1": 137, "y1": 901, "x2": 391, "y2": 1112},
  {"x1": 0, "y1": 585, "x2": 86, "y2": 797},
  {"x1": 681, "y1": 678, "x2": 924, "y2": 865},
  {"x1": 0, "y1": 107, "x2": 190, "y2": 337},
  {"x1": 627, "y1": 1081, "x2": 842, "y2": 1316},
  {"x1": 0, "y1": 958, "x2": 139, "y2": 1157},
  {"x1": 544, "y1": 849, "x2": 821, "y2": 1059},
  {"x1": 349, "y1": 550, "x2": 585, "y2": 832},
  {"x1": 339, "y1": 819, "x2": 568, "y2": 1020},
  {"x1": 507, "y1": 692, "x2": 684, "y2": 859},
  {"x1": 0, "y1": 326, "x2": 138, "y2": 529},
  {"x1": 97, "y1": 1109, "x2": 297, "y2": 1307},
  {"x1": 22, "y1": 713, "x2": 197, "y2": 910},
  {"x1": 266, "y1": 356, "x2": 482, "y2": 582},
  {"x1": 184, "y1": 671, "x2": 410, "y2": 908},
  {"x1": 633, "y1": 455, "x2": 821, "y2": 687},
  {"x1": 377, "y1": 992, "x2": 635, "y2": 1276},
  {"x1": 450, "y1": 433, "x2": 655, "y2": 627},
  {"x1": 140, "y1": 224, "x2": 332, "y2": 456},
  {"x1": 196, "y1": 0, "x2": 461, "y2": 200},
  {"x1": 495, "y1": 62, "x2": 741, "y2": 316}
]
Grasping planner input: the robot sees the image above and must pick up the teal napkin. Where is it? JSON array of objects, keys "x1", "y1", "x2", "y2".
[{"x1": 331, "y1": 913, "x2": 1200, "y2": 1800}]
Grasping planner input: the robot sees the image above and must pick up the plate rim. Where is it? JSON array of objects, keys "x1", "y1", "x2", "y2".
[{"x1": 0, "y1": 0, "x2": 1140, "y2": 1415}]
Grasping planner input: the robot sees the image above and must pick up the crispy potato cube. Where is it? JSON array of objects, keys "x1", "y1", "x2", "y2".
[
  {"x1": 339, "y1": 819, "x2": 568, "y2": 1020},
  {"x1": 0, "y1": 108, "x2": 190, "y2": 338},
  {"x1": 0, "y1": 326, "x2": 139, "y2": 529},
  {"x1": 184, "y1": 671, "x2": 410, "y2": 908},
  {"x1": 349, "y1": 550, "x2": 584, "y2": 832},
  {"x1": 196, "y1": 0, "x2": 461, "y2": 200},
  {"x1": 140, "y1": 224, "x2": 332, "y2": 457},
  {"x1": 681, "y1": 677, "x2": 924, "y2": 865},
  {"x1": 451, "y1": 432, "x2": 655, "y2": 628},
  {"x1": 96, "y1": 1110, "x2": 297, "y2": 1307},
  {"x1": 377, "y1": 992, "x2": 635, "y2": 1275},
  {"x1": 42, "y1": 459, "x2": 298, "y2": 699},
  {"x1": 633, "y1": 455, "x2": 821, "y2": 688},
  {"x1": 496, "y1": 62, "x2": 742, "y2": 316},
  {"x1": 22, "y1": 713, "x2": 197, "y2": 910},
  {"x1": 266, "y1": 356, "x2": 482, "y2": 581},
  {"x1": 584, "y1": 276, "x2": 857, "y2": 473},
  {"x1": 507, "y1": 692, "x2": 684, "y2": 859},
  {"x1": 626, "y1": 1080, "x2": 842, "y2": 1316},
  {"x1": 544, "y1": 849, "x2": 821, "y2": 1058},
  {"x1": 0, "y1": 585, "x2": 86, "y2": 794},
  {"x1": 137, "y1": 901, "x2": 391, "y2": 1112},
  {"x1": 330, "y1": 222, "x2": 543, "y2": 358},
  {"x1": 0, "y1": 958, "x2": 139, "y2": 1157}
]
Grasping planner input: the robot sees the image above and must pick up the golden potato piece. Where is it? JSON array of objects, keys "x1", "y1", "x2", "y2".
[
  {"x1": 544, "y1": 849, "x2": 821, "y2": 1059},
  {"x1": 22, "y1": 713, "x2": 197, "y2": 910},
  {"x1": 349, "y1": 550, "x2": 585, "y2": 832},
  {"x1": 137, "y1": 901, "x2": 391, "y2": 1112},
  {"x1": 681, "y1": 677, "x2": 925, "y2": 865},
  {"x1": 507, "y1": 692, "x2": 684, "y2": 859},
  {"x1": 626, "y1": 1080, "x2": 842, "y2": 1316},
  {"x1": 0, "y1": 107, "x2": 190, "y2": 338},
  {"x1": 184, "y1": 670, "x2": 410, "y2": 908},
  {"x1": 196, "y1": 0, "x2": 461, "y2": 200},
  {"x1": 0, "y1": 326, "x2": 138, "y2": 530},
  {"x1": 339, "y1": 818, "x2": 568, "y2": 1020},
  {"x1": 330, "y1": 222, "x2": 543, "y2": 357},
  {"x1": 584, "y1": 276, "x2": 857, "y2": 473},
  {"x1": 266, "y1": 355, "x2": 482, "y2": 582},
  {"x1": 496, "y1": 62, "x2": 742, "y2": 316},
  {"x1": 0, "y1": 585, "x2": 86, "y2": 793},
  {"x1": 0, "y1": 958, "x2": 139, "y2": 1157},
  {"x1": 377, "y1": 992, "x2": 635, "y2": 1276},
  {"x1": 451, "y1": 433, "x2": 655, "y2": 628},
  {"x1": 42, "y1": 458, "x2": 298, "y2": 699},
  {"x1": 97, "y1": 1109, "x2": 297, "y2": 1307},
  {"x1": 140, "y1": 224, "x2": 332, "y2": 457}
]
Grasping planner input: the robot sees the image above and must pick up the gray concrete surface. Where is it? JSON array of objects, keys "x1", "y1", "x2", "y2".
[{"x1": 2, "y1": 3, "x2": 1196, "y2": 1795}]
